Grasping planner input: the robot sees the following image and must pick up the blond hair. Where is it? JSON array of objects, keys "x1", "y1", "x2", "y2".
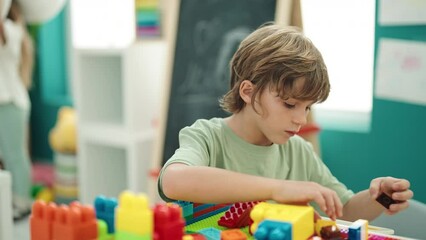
[{"x1": 219, "y1": 23, "x2": 330, "y2": 113}]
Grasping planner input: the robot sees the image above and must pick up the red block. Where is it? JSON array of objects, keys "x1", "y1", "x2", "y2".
[
  {"x1": 51, "y1": 201, "x2": 98, "y2": 240},
  {"x1": 218, "y1": 201, "x2": 260, "y2": 228},
  {"x1": 30, "y1": 201, "x2": 57, "y2": 240},
  {"x1": 154, "y1": 203, "x2": 185, "y2": 240}
]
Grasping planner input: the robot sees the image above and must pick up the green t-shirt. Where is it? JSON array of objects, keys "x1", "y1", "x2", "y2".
[{"x1": 158, "y1": 118, "x2": 354, "y2": 205}]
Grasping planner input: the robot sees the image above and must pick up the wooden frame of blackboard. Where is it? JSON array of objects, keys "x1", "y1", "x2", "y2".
[{"x1": 152, "y1": 0, "x2": 293, "y2": 170}]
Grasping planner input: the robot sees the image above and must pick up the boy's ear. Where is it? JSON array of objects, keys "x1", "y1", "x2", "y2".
[{"x1": 239, "y1": 80, "x2": 254, "y2": 104}]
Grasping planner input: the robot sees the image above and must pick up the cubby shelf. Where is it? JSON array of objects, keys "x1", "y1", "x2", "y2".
[{"x1": 72, "y1": 40, "x2": 166, "y2": 204}]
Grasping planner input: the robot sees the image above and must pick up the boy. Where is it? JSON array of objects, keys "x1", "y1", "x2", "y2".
[{"x1": 158, "y1": 23, "x2": 413, "y2": 221}]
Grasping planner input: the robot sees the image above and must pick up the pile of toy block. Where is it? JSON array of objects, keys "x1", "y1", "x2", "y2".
[{"x1": 29, "y1": 191, "x2": 185, "y2": 240}]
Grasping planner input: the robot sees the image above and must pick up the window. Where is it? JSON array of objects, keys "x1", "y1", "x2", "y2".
[{"x1": 301, "y1": 0, "x2": 375, "y2": 132}]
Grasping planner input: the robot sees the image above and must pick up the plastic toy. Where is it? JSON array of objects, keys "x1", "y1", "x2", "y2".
[
  {"x1": 376, "y1": 193, "x2": 397, "y2": 209},
  {"x1": 218, "y1": 201, "x2": 260, "y2": 228},
  {"x1": 115, "y1": 191, "x2": 153, "y2": 239},
  {"x1": 250, "y1": 202, "x2": 314, "y2": 240},
  {"x1": 49, "y1": 107, "x2": 77, "y2": 154}
]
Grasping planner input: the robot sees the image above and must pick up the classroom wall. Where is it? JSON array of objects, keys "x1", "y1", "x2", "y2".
[
  {"x1": 29, "y1": 1, "x2": 426, "y2": 203},
  {"x1": 320, "y1": 1, "x2": 426, "y2": 203},
  {"x1": 29, "y1": 8, "x2": 70, "y2": 162}
]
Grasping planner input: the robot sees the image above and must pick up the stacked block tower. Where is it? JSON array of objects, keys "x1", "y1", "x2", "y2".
[{"x1": 135, "y1": 0, "x2": 161, "y2": 37}]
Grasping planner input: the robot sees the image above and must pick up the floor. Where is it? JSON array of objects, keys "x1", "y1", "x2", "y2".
[{"x1": 14, "y1": 216, "x2": 30, "y2": 240}]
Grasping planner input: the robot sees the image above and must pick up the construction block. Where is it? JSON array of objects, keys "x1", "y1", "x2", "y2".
[
  {"x1": 115, "y1": 191, "x2": 153, "y2": 239},
  {"x1": 319, "y1": 225, "x2": 341, "y2": 239},
  {"x1": 115, "y1": 231, "x2": 150, "y2": 240},
  {"x1": 187, "y1": 205, "x2": 230, "y2": 225},
  {"x1": 376, "y1": 193, "x2": 397, "y2": 209},
  {"x1": 183, "y1": 233, "x2": 207, "y2": 240},
  {"x1": 97, "y1": 220, "x2": 113, "y2": 240},
  {"x1": 253, "y1": 219, "x2": 292, "y2": 240},
  {"x1": 195, "y1": 204, "x2": 230, "y2": 218},
  {"x1": 348, "y1": 219, "x2": 368, "y2": 240},
  {"x1": 250, "y1": 202, "x2": 314, "y2": 240},
  {"x1": 30, "y1": 200, "x2": 57, "y2": 240},
  {"x1": 174, "y1": 200, "x2": 194, "y2": 217},
  {"x1": 221, "y1": 229, "x2": 247, "y2": 240},
  {"x1": 51, "y1": 201, "x2": 98, "y2": 240},
  {"x1": 218, "y1": 201, "x2": 260, "y2": 228},
  {"x1": 153, "y1": 203, "x2": 185, "y2": 240},
  {"x1": 198, "y1": 227, "x2": 221, "y2": 240},
  {"x1": 315, "y1": 219, "x2": 338, "y2": 236},
  {"x1": 94, "y1": 195, "x2": 118, "y2": 233}
]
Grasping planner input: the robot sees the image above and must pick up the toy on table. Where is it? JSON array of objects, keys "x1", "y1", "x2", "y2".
[
  {"x1": 30, "y1": 201, "x2": 97, "y2": 240},
  {"x1": 29, "y1": 191, "x2": 405, "y2": 240},
  {"x1": 218, "y1": 201, "x2": 261, "y2": 228},
  {"x1": 376, "y1": 193, "x2": 398, "y2": 209}
]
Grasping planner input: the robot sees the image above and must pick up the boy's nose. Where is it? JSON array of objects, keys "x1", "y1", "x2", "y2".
[{"x1": 292, "y1": 111, "x2": 307, "y2": 126}]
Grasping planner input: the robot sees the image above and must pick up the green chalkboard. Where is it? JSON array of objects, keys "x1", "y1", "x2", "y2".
[{"x1": 161, "y1": 0, "x2": 279, "y2": 165}]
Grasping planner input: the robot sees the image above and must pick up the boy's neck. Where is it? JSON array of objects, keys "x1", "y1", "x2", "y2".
[{"x1": 225, "y1": 112, "x2": 272, "y2": 146}]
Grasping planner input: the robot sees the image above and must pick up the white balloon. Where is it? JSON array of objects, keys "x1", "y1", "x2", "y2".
[
  {"x1": 16, "y1": 0, "x2": 67, "y2": 24},
  {"x1": 1, "y1": 0, "x2": 11, "y2": 20}
]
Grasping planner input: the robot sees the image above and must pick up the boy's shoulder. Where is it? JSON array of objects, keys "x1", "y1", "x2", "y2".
[{"x1": 190, "y1": 117, "x2": 223, "y2": 129}]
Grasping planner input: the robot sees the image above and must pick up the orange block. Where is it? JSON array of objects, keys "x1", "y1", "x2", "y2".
[
  {"x1": 221, "y1": 229, "x2": 247, "y2": 240},
  {"x1": 30, "y1": 200, "x2": 57, "y2": 240},
  {"x1": 51, "y1": 201, "x2": 98, "y2": 240}
]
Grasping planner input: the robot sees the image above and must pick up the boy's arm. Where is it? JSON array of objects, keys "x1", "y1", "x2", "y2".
[
  {"x1": 341, "y1": 177, "x2": 413, "y2": 221},
  {"x1": 162, "y1": 163, "x2": 343, "y2": 220}
]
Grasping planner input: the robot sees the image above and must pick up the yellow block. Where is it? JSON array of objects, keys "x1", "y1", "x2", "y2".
[
  {"x1": 135, "y1": 0, "x2": 159, "y2": 9},
  {"x1": 250, "y1": 202, "x2": 314, "y2": 240},
  {"x1": 53, "y1": 183, "x2": 78, "y2": 198},
  {"x1": 116, "y1": 191, "x2": 153, "y2": 236}
]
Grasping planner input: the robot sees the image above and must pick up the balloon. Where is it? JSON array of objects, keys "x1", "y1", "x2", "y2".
[
  {"x1": 16, "y1": 0, "x2": 67, "y2": 24},
  {"x1": 1, "y1": 0, "x2": 11, "y2": 20}
]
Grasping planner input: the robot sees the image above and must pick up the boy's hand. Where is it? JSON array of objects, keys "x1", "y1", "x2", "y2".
[
  {"x1": 272, "y1": 180, "x2": 343, "y2": 221},
  {"x1": 369, "y1": 177, "x2": 413, "y2": 215}
]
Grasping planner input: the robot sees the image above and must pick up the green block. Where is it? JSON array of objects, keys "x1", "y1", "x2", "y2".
[
  {"x1": 115, "y1": 231, "x2": 150, "y2": 240},
  {"x1": 97, "y1": 220, "x2": 113, "y2": 240},
  {"x1": 185, "y1": 212, "x2": 253, "y2": 239}
]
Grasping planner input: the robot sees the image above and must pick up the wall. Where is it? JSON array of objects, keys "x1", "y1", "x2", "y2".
[
  {"x1": 29, "y1": 7, "x2": 70, "y2": 162},
  {"x1": 320, "y1": 1, "x2": 426, "y2": 203}
]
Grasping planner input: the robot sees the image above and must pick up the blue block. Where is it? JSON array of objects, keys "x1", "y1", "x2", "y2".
[
  {"x1": 94, "y1": 195, "x2": 118, "y2": 233},
  {"x1": 193, "y1": 203, "x2": 216, "y2": 212},
  {"x1": 198, "y1": 227, "x2": 221, "y2": 240},
  {"x1": 348, "y1": 226, "x2": 361, "y2": 240},
  {"x1": 174, "y1": 201, "x2": 194, "y2": 217},
  {"x1": 254, "y1": 219, "x2": 292, "y2": 240}
]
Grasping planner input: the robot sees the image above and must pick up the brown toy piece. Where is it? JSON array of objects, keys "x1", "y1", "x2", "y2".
[
  {"x1": 376, "y1": 192, "x2": 397, "y2": 209},
  {"x1": 320, "y1": 225, "x2": 343, "y2": 240}
]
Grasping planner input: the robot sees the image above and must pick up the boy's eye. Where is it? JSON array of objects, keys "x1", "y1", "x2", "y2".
[{"x1": 284, "y1": 102, "x2": 296, "y2": 109}]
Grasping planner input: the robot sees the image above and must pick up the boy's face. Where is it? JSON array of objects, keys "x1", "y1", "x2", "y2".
[{"x1": 251, "y1": 78, "x2": 313, "y2": 145}]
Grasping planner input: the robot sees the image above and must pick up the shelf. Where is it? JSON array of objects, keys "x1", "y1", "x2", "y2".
[
  {"x1": 77, "y1": 54, "x2": 124, "y2": 125},
  {"x1": 72, "y1": 40, "x2": 167, "y2": 204},
  {"x1": 73, "y1": 41, "x2": 166, "y2": 131},
  {"x1": 80, "y1": 123, "x2": 155, "y2": 147}
]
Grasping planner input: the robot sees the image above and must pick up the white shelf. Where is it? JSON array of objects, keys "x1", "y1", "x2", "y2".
[
  {"x1": 81, "y1": 123, "x2": 155, "y2": 147},
  {"x1": 72, "y1": 40, "x2": 167, "y2": 204},
  {"x1": 78, "y1": 135, "x2": 154, "y2": 204}
]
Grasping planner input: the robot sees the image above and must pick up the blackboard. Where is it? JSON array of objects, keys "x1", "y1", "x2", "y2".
[{"x1": 159, "y1": 0, "x2": 283, "y2": 166}]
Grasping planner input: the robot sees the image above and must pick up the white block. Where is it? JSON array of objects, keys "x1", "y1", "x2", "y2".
[{"x1": 0, "y1": 170, "x2": 13, "y2": 240}]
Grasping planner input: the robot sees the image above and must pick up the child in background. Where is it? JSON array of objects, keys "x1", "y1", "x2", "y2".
[
  {"x1": 158, "y1": 23, "x2": 413, "y2": 221},
  {"x1": 0, "y1": 0, "x2": 34, "y2": 220}
]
